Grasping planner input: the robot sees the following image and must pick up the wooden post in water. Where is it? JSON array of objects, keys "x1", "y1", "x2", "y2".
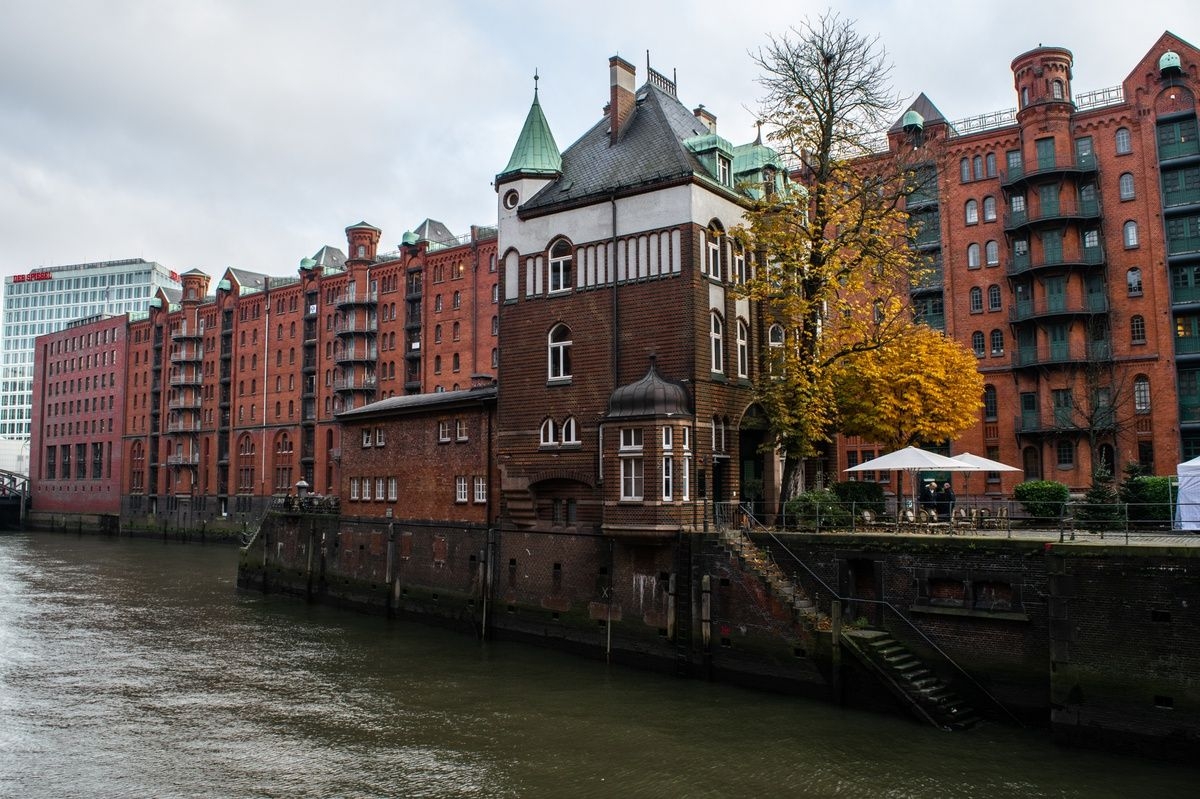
[{"x1": 831, "y1": 600, "x2": 843, "y2": 705}]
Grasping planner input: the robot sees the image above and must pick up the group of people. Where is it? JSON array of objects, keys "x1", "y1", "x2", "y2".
[{"x1": 918, "y1": 479, "x2": 956, "y2": 521}]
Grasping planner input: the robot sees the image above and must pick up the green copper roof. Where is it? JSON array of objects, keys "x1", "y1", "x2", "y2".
[{"x1": 498, "y1": 90, "x2": 561, "y2": 181}]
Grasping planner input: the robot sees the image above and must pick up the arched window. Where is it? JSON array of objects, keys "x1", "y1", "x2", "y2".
[
  {"x1": 965, "y1": 199, "x2": 979, "y2": 225},
  {"x1": 988, "y1": 284, "x2": 1002, "y2": 311},
  {"x1": 705, "y1": 222, "x2": 724, "y2": 277},
  {"x1": 736, "y1": 319, "x2": 750, "y2": 378},
  {"x1": 452, "y1": 321, "x2": 461, "y2": 341},
  {"x1": 548, "y1": 323, "x2": 572, "y2": 380},
  {"x1": 960, "y1": 158, "x2": 971, "y2": 183},
  {"x1": 452, "y1": 353, "x2": 460, "y2": 372},
  {"x1": 1134, "y1": 375, "x2": 1151, "y2": 413},
  {"x1": 277, "y1": 323, "x2": 283, "y2": 340},
  {"x1": 1119, "y1": 172, "x2": 1135, "y2": 200},
  {"x1": 1128, "y1": 268, "x2": 1143, "y2": 295},
  {"x1": 491, "y1": 316, "x2": 498, "y2": 335},
  {"x1": 452, "y1": 290, "x2": 461, "y2": 309},
  {"x1": 768, "y1": 324, "x2": 785, "y2": 346},
  {"x1": 434, "y1": 324, "x2": 442, "y2": 343},
  {"x1": 990, "y1": 329, "x2": 1005, "y2": 355},
  {"x1": 491, "y1": 348, "x2": 498, "y2": 367},
  {"x1": 1131, "y1": 314, "x2": 1147, "y2": 344},
  {"x1": 985, "y1": 153, "x2": 997, "y2": 177},
  {"x1": 972, "y1": 331, "x2": 986, "y2": 357},
  {"x1": 969, "y1": 287, "x2": 983, "y2": 313},
  {"x1": 985, "y1": 240, "x2": 999, "y2": 265},
  {"x1": 548, "y1": 240, "x2": 572, "y2": 292},
  {"x1": 967, "y1": 243, "x2": 981, "y2": 268},
  {"x1": 983, "y1": 385, "x2": 998, "y2": 420},
  {"x1": 562, "y1": 416, "x2": 579, "y2": 445},
  {"x1": 710, "y1": 312, "x2": 725, "y2": 373},
  {"x1": 1052, "y1": 79, "x2": 1064, "y2": 99},
  {"x1": 237, "y1": 435, "x2": 255, "y2": 492},
  {"x1": 982, "y1": 196, "x2": 997, "y2": 222},
  {"x1": 540, "y1": 418, "x2": 557, "y2": 446},
  {"x1": 973, "y1": 156, "x2": 984, "y2": 180},
  {"x1": 434, "y1": 355, "x2": 442, "y2": 374},
  {"x1": 1115, "y1": 127, "x2": 1132, "y2": 154},
  {"x1": 1021, "y1": 87, "x2": 1029, "y2": 108},
  {"x1": 1124, "y1": 221, "x2": 1139, "y2": 248}
]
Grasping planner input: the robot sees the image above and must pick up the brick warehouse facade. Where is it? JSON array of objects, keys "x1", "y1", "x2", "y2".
[
  {"x1": 841, "y1": 32, "x2": 1200, "y2": 494},
  {"x1": 28, "y1": 222, "x2": 497, "y2": 526}
]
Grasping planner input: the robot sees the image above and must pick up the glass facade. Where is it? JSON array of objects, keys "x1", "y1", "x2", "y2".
[{"x1": 1, "y1": 259, "x2": 180, "y2": 438}]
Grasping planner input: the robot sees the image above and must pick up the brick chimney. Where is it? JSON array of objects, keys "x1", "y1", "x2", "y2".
[
  {"x1": 694, "y1": 105, "x2": 717, "y2": 133},
  {"x1": 609, "y1": 55, "x2": 636, "y2": 145}
]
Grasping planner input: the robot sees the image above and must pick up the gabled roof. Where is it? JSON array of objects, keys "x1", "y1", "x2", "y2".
[
  {"x1": 225, "y1": 267, "x2": 270, "y2": 293},
  {"x1": 310, "y1": 246, "x2": 346, "y2": 273},
  {"x1": 497, "y1": 89, "x2": 562, "y2": 182},
  {"x1": 889, "y1": 92, "x2": 948, "y2": 133},
  {"x1": 411, "y1": 219, "x2": 458, "y2": 247},
  {"x1": 520, "y1": 82, "x2": 717, "y2": 212}
]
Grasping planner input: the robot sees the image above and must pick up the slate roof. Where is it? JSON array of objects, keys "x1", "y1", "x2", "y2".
[
  {"x1": 521, "y1": 83, "x2": 717, "y2": 213},
  {"x1": 607, "y1": 358, "x2": 691, "y2": 419},
  {"x1": 310, "y1": 246, "x2": 346, "y2": 272},
  {"x1": 888, "y1": 93, "x2": 949, "y2": 133},
  {"x1": 411, "y1": 219, "x2": 458, "y2": 247},
  {"x1": 338, "y1": 384, "x2": 498, "y2": 420}
]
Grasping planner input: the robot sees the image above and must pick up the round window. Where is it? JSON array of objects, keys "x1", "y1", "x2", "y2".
[{"x1": 503, "y1": 189, "x2": 519, "y2": 209}]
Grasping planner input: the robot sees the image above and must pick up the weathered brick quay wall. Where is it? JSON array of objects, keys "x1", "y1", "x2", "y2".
[{"x1": 238, "y1": 512, "x2": 1200, "y2": 762}]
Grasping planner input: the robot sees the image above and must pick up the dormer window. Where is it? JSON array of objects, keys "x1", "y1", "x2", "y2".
[{"x1": 718, "y1": 155, "x2": 731, "y2": 186}]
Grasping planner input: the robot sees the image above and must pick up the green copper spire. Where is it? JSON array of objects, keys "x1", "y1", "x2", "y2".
[{"x1": 497, "y1": 72, "x2": 562, "y2": 182}]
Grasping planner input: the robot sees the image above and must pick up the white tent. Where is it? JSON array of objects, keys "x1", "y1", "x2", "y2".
[
  {"x1": 952, "y1": 452, "x2": 1021, "y2": 497},
  {"x1": 1175, "y1": 455, "x2": 1200, "y2": 530}
]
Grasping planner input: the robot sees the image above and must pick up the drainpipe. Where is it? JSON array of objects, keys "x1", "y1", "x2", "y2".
[{"x1": 610, "y1": 191, "x2": 619, "y2": 387}]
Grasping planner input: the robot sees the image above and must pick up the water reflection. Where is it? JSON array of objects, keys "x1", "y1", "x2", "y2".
[{"x1": 0, "y1": 533, "x2": 1192, "y2": 798}]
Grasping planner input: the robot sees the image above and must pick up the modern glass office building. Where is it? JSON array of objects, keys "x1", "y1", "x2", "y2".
[{"x1": 2, "y1": 258, "x2": 181, "y2": 438}]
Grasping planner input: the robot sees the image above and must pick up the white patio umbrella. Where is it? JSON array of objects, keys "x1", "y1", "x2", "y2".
[
  {"x1": 847, "y1": 446, "x2": 981, "y2": 517},
  {"x1": 951, "y1": 451, "x2": 1021, "y2": 498}
]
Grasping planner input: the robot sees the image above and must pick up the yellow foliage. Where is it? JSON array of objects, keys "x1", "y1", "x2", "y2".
[{"x1": 833, "y1": 325, "x2": 984, "y2": 450}]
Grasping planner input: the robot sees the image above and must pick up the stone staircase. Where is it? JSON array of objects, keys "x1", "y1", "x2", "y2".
[
  {"x1": 717, "y1": 528, "x2": 827, "y2": 631},
  {"x1": 842, "y1": 629, "x2": 981, "y2": 731}
]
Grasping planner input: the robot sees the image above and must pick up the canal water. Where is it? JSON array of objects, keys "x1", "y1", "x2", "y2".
[{"x1": 0, "y1": 533, "x2": 1193, "y2": 798}]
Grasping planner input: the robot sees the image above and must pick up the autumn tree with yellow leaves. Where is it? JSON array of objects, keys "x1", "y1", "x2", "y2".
[
  {"x1": 833, "y1": 326, "x2": 984, "y2": 452},
  {"x1": 741, "y1": 12, "x2": 945, "y2": 502}
]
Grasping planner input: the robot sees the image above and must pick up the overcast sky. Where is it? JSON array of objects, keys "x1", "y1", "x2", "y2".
[{"x1": 1, "y1": 0, "x2": 1197, "y2": 281}]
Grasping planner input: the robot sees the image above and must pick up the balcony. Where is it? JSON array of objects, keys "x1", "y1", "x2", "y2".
[
  {"x1": 167, "y1": 396, "x2": 203, "y2": 410},
  {"x1": 1000, "y1": 153, "x2": 1097, "y2": 188},
  {"x1": 1164, "y1": 185, "x2": 1200, "y2": 209},
  {"x1": 170, "y1": 345, "x2": 203, "y2": 363},
  {"x1": 1009, "y1": 296, "x2": 1108, "y2": 324},
  {"x1": 169, "y1": 373, "x2": 203, "y2": 387},
  {"x1": 166, "y1": 453, "x2": 200, "y2": 466},
  {"x1": 334, "y1": 345, "x2": 378, "y2": 365},
  {"x1": 334, "y1": 317, "x2": 379, "y2": 336},
  {"x1": 1175, "y1": 334, "x2": 1200, "y2": 355},
  {"x1": 1014, "y1": 413, "x2": 1082, "y2": 435},
  {"x1": 1168, "y1": 235, "x2": 1200, "y2": 257},
  {"x1": 167, "y1": 420, "x2": 202, "y2": 433},
  {"x1": 1007, "y1": 246, "x2": 1104, "y2": 277},
  {"x1": 1180, "y1": 403, "x2": 1200, "y2": 423},
  {"x1": 333, "y1": 374, "x2": 378, "y2": 391},
  {"x1": 1004, "y1": 199, "x2": 1100, "y2": 233},
  {"x1": 1159, "y1": 138, "x2": 1200, "y2": 162},
  {"x1": 171, "y1": 325, "x2": 203, "y2": 341},
  {"x1": 1012, "y1": 342, "x2": 1109, "y2": 369},
  {"x1": 335, "y1": 289, "x2": 378, "y2": 308}
]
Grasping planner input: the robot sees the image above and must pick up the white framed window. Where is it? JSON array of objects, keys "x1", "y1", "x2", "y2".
[
  {"x1": 548, "y1": 239, "x2": 573, "y2": 293},
  {"x1": 375, "y1": 427, "x2": 385, "y2": 446},
  {"x1": 736, "y1": 319, "x2": 749, "y2": 378},
  {"x1": 717, "y1": 155, "x2": 731, "y2": 186},
  {"x1": 680, "y1": 427, "x2": 691, "y2": 501},
  {"x1": 350, "y1": 477, "x2": 360, "y2": 500},
  {"x1": 662, "y1": 454, "x2": 673, "y2": 501},
  {"x1": 965, "y1": 199, "x2": 979, "y2": 225},
  {"x1": 473, "y1": 476, "x2": 487, "y2": 503},
  {"x1": 712, "y1": 416, "x2": 726, "y2": 453},
  {"x1": 456, "y1": 419, "x2": 468, "y2": 441},
  {"x1": 387, "y1": 477, "x2": 398, "y2": 502},
  {"x1": 983, "y1": 196, "x2": 997, "y2": 222},
  {"x1": 705, "y1": 224, "x2": 723, "y2": 277},
  {"x1": 619, "y1": 427, "x2": 644, "y2": 500},
  {"x1": 1119, "y1": 172, "x2": 1135, "y2": 201},
  {"x1": 438, "y1": 420, "x2": 451, "y2": 442},
  {"x1": 1115, "y1": 127, "x2": 1132, "y2": 155},
  {"x1": 362, "y1": 428, "x2": 372, "y2": 447},
  {"x1": 376, "y1": 477, "x2": 385, "y2": 501},
  {"x1": 710, "y1": 311, "x2": 725, "y2": 373},
  {"x1": 540, "y1": 418, "x2": 558, "y2": 447},
  {"x1": 1134, "y1": 375, "x2": 1151, "y2": 413},
  {"x1": 562, "y1": 416, "x2": 579, "y2": 445},
  {"x1": 732, "y1": 244, "x2": 747, "y2": 284},
  {"x1": 985, "y1": 240, "x2": 999, "y2": 265},
  {"x1": 548, "y1": 323, "x2": 572, "y2": 381},
  {"x1": 662, "y1": 425, "x2": 673, "y2": 449},
  {"x1": 768, "y1": 324, "x2": 785, "y2": 346},
  {"x1": 988, "y1": 284, "x2": 1002, "y2": 311},
  {"x1": 362, "y1": 479, "x2": 372, "y2": 501},
  {"x1": 970, "y1": 287, "x2": 983, "y2": 313},
  {"x1": 1124, "y1": 221, "x2": 1140, "y2": 248},
  {"x1": 967, "y1": 243, "x2": 981, "y2": 269},
  {"x1": 455, "y1": 476, "x2": 468, "y2": 503}
]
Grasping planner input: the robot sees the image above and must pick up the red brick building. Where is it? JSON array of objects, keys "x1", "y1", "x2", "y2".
[
  {"x1": 29, "y1": 314, "x2": 130, "y2": 515},
  {"x1": 841, "y1": 32, "x2": 1200, "y2": 494}
]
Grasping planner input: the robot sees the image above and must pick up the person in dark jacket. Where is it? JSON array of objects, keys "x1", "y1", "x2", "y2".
[
  {"x1": 918, "y1": 480, "x2": 938, "y2": 519},
  {"x1": 937, "y1": 482, "x2": 956, "y2": 520}
]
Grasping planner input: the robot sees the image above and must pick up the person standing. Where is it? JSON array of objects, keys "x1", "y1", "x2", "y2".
[
  {"x1": 937, "y1": 482, "x2": 956, "y2": 520},
  {"x1": 919, "y1": 480, "x2": 938, "y2": 519}
]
